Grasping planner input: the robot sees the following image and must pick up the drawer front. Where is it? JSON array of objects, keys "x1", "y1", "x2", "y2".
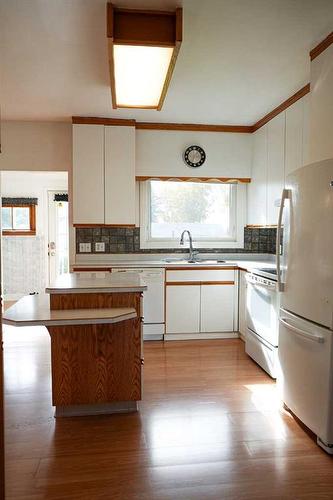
[
  {"x1": 245, "y1": 328, "x2": 278, "y2": 379},
  {"x1": 166, "y1": 269, "x2": 235, "y2": 283}
]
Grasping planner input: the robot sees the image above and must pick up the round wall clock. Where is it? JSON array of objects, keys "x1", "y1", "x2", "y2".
[{"x1": 183, "y1": 145, "x2": 206, "y2": 168}]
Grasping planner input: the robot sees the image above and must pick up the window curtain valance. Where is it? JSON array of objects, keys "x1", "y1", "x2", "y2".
[
  {"x1": 2, "y1": 197, "x2": 38, "y2": 206},
  {"x1": 54, "y1": 193, "x2": 68, "y2": 202}
]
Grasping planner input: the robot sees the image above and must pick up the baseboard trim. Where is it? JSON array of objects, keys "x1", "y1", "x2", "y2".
[
  {"x1": 143, "y1": 335, "x2": 164, "y2": 341},
  {"x1": 164, "y1": 332, "x2": 239, "y2": 341},
  {"x1": 55, "y1": 401, "x2": 138, "y2": 417}
]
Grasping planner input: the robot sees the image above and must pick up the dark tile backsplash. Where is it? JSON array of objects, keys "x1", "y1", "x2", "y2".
[{"x1": 76, "y1": 227, "x2": 278, "y2": 254}]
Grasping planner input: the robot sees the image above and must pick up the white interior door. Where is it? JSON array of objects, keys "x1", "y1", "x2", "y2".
[{"x1": 48, "y1": 191, "x2": 69, "y2": 285}]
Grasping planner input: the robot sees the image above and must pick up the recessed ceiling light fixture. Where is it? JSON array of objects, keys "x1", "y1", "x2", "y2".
[{"x1": 107, "y1": 3, "x2": 183, "y2": 110}]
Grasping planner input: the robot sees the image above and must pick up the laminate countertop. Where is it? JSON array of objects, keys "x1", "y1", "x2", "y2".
[
  {"x1": 72, "y1": 258, "x2": 276, "y2": 272},
  {"x1": 3, "y1": 294, "x2": 137, "y2": 327},
  {"x1": 46, "y1": 273, "x2": 148, "y2": 295}
]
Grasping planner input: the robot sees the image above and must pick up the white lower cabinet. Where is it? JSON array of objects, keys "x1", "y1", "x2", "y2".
[
  {"x1": 166, "y1": 285, "x2": 200, "y2": 334},
  {"x1": 200, "y1": 284, "x2": 234, "y2": 332},
  {"x1": 165, "y1": 269, "x2": 237, "y2": 339}
]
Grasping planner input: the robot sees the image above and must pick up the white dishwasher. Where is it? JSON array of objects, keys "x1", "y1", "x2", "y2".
[{"x1": 111, "y1": 268, "x2": 165, "y2": 340}]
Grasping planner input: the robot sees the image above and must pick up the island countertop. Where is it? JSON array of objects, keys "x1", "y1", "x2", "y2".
[
  {"x1": 45, "y1": 272, "x2": 148, "y2": 294},
  {"x1": 3, "y1": 294, "x2": 137, "y2": 327}
]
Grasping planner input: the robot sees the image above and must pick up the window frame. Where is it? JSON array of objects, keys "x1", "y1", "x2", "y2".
[
  {"x1": 139, "y1": 180, "x2": 246, "y2": 249},
  {"x1": 2, "y1": 203, "x2": 36, "y2": 236}
]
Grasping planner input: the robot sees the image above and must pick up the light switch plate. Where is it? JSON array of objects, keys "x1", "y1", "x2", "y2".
[
  {"x1": 79, "y1": 243, "x2": 91, "y2": 253},
  {"x1": 95, "y1": 242, "x2": 105, "y2": 252}
]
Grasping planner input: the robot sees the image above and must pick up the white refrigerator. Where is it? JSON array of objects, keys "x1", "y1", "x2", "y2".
[{"x1": 277, "y1": 159, "x2": 333, "y2": 454}]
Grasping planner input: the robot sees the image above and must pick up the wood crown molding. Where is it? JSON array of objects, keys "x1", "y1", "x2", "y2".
[
  {"x1": 136, "y1": 122, "x2": 252, "y2": 133},
  {"x1": 72, "y1": 116, "x2": 136, "y2": 126},
  {"x1": 73, "y1": 224, "x2": 136, "y2": 228},
  {"x1": 310, "y1": 32, "x2": 333, "y2": 61},
  {"x1": 76, "y1": 30, "x2": 333, "y2": 132},
  {"x1": 251, "y1": 84, "x2": 310, "y2": 132},
  {"x1": 72, "y1": 82, "x2": 310, "y2": 133}
]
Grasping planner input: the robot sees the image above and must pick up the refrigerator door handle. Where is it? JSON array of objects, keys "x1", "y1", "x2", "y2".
[
  {"x1": 276, "y1": 188, "x2": 291, "y2": 292},
  {"x1": 279, "y1": 317, "x2": 325, "y2": 343}
]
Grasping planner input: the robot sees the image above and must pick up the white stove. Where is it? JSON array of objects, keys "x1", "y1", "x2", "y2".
[{"x1": 245, "y1": 268, "x2": 280, "y2": 378}]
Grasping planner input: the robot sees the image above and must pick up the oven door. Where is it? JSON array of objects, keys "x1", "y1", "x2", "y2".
[{"x1": 246, "y1": 274, "x2": 279, "y2": 347}]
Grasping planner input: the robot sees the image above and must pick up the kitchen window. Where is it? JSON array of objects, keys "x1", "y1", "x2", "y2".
[
  {"x1": 1, "y1": 203, "x2": 36, "y2": 236},
  {"x1": 140, "y1": 180, "x2": 246, "y2": 249}
]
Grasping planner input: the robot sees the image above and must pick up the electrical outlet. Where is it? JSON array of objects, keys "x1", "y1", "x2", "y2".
[
  {"x1": 79, "y1": 243, "x2": 91, "y2": 253},
  {"x1": 95, "y1": 242, "x2": 105, "y2": 252}
]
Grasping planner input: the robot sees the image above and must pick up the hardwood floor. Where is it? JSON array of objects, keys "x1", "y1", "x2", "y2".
[{"x1": 3, "y1": 326, "x2": 333, "y2": 499}]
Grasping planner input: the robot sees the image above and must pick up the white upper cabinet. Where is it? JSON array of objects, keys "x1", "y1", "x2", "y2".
[
  {"x1": 285, "y1": 96, "x2": 309, "y2": 178},
  {"x1": 247, "y1": 125, "x2": 268, "y2": 225},
  {"x1": 104, "y1": 126, "x2": 136, "y2": 225},
  {"x1": 248, "y1": 94, "x2": 309, "y2": 225},
  {"x1": 302, "y1": 93, "x2": 310, "y2": 166},
  {"x1": 73, "y1": 124, "x2": 105, "y2": 224},
  {"x1": 267, "y1": 113, "x2": 285, "y2": 225},
  {"x1": 285, "y1": 99, "x2": 303, "y2": 177},
  {"x1": 309, "y1": 45, "x2": 333, "y2": 163},
  {"x1": 72, "y1": 124, "x2": 136, "y2": 226}
]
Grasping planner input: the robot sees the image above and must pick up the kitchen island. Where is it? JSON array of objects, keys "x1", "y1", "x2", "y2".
[{"x1": 3, "y1": 273, "x2": 147, "y2": 417}]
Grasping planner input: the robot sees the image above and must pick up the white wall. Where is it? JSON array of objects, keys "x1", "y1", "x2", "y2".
[
  {"x1": 0, "y1": 121, "x2": 72, "y2": 172},
  {"x1": 309, "y1": 44, "x2": 333, "y2": 163},
  {"x1": 136, "y1": 130, "x2": 252, "y2": 178},
  {"x1": 1, "y1": 121, "x2": 252, "y2": 179},
  {"x1": 1, "y1": 171, "x2": 68, "y2": 300}
]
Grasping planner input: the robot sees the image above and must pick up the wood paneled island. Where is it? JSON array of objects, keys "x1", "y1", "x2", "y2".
[{"x1": 4, "y1": 273, "x2": 147, "y2": 417}]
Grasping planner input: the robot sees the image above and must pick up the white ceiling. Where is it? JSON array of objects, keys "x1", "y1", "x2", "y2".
[{"x1": 1, "y1": 0, "x2": 333, "y2": 124}]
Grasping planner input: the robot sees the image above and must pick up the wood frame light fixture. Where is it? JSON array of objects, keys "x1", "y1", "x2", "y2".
[{"x1": 107, "y1": 3, "x2": 182, "y2": 110}]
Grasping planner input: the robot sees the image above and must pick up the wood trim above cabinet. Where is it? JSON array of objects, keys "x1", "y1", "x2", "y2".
[
  {"x1": 73, "y1": 224, "x2": 136, "y2": 228},
  {"x1": 72, "y1": 79, "x2": 310, "y2": 135},
  {"x1": 252, "y1": 84, "x2": 310, "y2": 132},
  {"x1": 136, "y1": 176, "x2": 251, "y2": 183},
  {"x1": 246, "y1": 224, "x2": 278, "y2": 228},
  {"x1": 72, "y1": 117, "x2": 136, "y2": 126},
  {"x1": 72, "y1": 267, "x2": 112, "y2": 272},
  {"x1": 72, "y1": 80, "x2": 310, "y2": 135},
  {"x1": 135, "y1": 122, "x2": 253, "y2": 133},
  {"x1": 310, "y1": 32, "x2": 333, "y2": 61}
]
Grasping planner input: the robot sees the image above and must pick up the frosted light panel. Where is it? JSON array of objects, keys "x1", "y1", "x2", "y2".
[{"x1": 113, "y1": 45, "x2": 174, "y2": 107}]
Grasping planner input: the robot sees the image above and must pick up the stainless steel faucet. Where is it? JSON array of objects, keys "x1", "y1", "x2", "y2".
[{"x1": 180, "y1": 230, "x2": 197, "y2": 262}]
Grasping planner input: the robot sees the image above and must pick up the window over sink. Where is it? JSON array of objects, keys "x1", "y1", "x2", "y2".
[{"x1": 140, "y1": 180, "x2": 245, "y2": 249}]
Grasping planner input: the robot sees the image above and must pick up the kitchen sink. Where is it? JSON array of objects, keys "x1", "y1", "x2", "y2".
[{"x1": 164, "y1": 258, "x2": 226, "y2": 264}]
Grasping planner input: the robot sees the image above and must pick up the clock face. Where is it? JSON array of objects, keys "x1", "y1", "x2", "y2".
[{"x1": 183, "y1": 145, "x2": 206, "y2": 168}]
